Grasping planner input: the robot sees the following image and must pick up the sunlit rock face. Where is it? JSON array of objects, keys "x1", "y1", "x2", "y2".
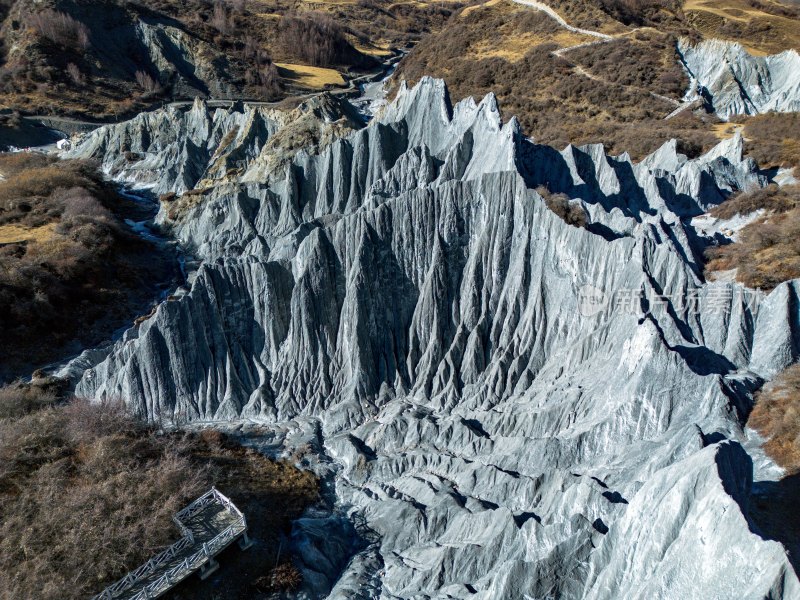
[
  {"x1": 679, "y1": 39, "x2": 800, "y2": 119},
  {"x1": 65, "y1": 78, "x2": 799, "y2": 600}
]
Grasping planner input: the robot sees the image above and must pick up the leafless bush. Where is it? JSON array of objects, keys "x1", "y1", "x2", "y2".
[
  {"x1": 742, "y1": 112, "x2": 800, "y2": 169},
  {"x1": 745, "y1": 0, "x2": 800, "y2": 18},
  {"x1": 28, "y1": 10, "x2": 90, "y2": 51},
  {"x1": 0, "y1": 390, "x2": 319, "y2": 600},
  {"x1": 59, "y1": 186, "x2": 115, "y2": 221},
  {"x1": 705, "y1": 204, "x2": 800, "y2": 290},
  {"x1": 66, "y1": 62, "x2": 85, "y2": 86},
  {"x1": 0, "y1": 399, "x2": 207, "y2": 599},
  {"x1": 255, "y1": 563, "x2": 303, "y2": 592},
  {"x1": 711, "y1": 184, "x2": 800, "y2": 220},
  {"x1": 259, "y1": 61, "x2": 280, "y2": 92},
  {"x1": 135, "y1": 69, "x2": 161, "y2": 95},
  {"x1": 0, "y1": 157, "x2": 169, "y2": 373},
  {"x1": 211, "y1": 1, "x2": 234, "y2": 35},
  {"x1": 244, "y1": 35, "x2": 260, "y2": 60},
  {"x1": 279, "y1": 14, "x2": 352, "y2": 67},
  {"x1": 0, "y1": 383, "x2": 57, "y2": 419}
]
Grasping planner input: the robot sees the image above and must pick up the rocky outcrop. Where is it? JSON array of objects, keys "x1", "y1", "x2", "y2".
[
  {"x1": 64, "y1": 78, "x2": 799, "y2": 599},
  {"x1": 67, "y1": 94, "x2": 364, "y2": 195},
  {"x1": 679, "y1": 38, "x2": 800, "y2": 119},
  {"x1": 135, "y1": 19, "x2": 238, "y2": 99}
]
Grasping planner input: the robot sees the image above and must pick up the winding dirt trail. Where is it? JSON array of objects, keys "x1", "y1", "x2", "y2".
[
  {"x1": 510, "y1": 0, "x2": 685, "y2": 114},
  {"x1": 511, "y1": 0, "x2": 613, "y2": 39}
]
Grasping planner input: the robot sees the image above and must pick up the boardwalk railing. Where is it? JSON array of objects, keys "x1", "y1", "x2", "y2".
[{"x1": 92, "y1": 488, "x2": 249, "y2": 600}]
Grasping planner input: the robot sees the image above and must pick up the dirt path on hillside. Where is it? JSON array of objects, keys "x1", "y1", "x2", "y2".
[{"x1": 511, "y1": 0, "x2": 686, "y2": 115}]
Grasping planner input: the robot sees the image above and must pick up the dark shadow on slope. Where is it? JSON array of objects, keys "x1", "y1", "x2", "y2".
[
  {"x1": 642, "y1": 314, "x2": 737, "y2": 377},
  {"x1": 463, "y1": 418, "x2": 491, "y2": 439},
  {"x1": 585, "y1": 221, "x2": 626, "y2": 241},
  {"x1": 592, "y1": 518, "x2": 609, "y2": 534},
  {"x1": 514, "y1": 512, "x2": 542, "y2": 527},
  {"x1": 602, "y1": 491, "x2": 629, "y2": 504},
  {"x1": 749, "y1": 473, "x2": 800, "y2": 576},
  {"x1": 0, "y1": 114, "x2": 64, "y2": 150},
  {"x1": 606, "y1": 157, "x2": 656, "y2": 219},
  {"x1": 671, "y1": 344, "x2": 737, "y2": 376},
  {"x1": 701, "y1": 431, "x2": 728, "y2": 445}
]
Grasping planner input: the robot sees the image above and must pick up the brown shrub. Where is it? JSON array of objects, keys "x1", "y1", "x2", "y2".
[
  {"x1": 0, "y1": 382, "x2": 58, "y2": 419},
  {"x1": 710, "y1": 184, "x2": 800, "y2": 220},
  {"x1": 27, "y1": 9, "x2": 90, "y2": 52},
  {"x1": 598, "y1": 0, "x2": 682, "y2": 26},
  {"x1": 0, "y1": 158, "x2": 173, "y2": 377},
  {"x1": 0, "y1": 399, "x2": 206, "y2": 600},
  {"x1": 210, "y1": 1, "x2": 234, "y2": 35},
  {"x1": 741, "y1": 112, "x2": 800, "y2": 169},
  {"x1": 705, "y1": 203, "x2": 800, "y2": 290},
  {"x1": 570, "y1": 33, "x2": 688, "y2": 99},
  {"x1": 396, "y1": 7, "x2": 715, "y2": 160},
  {"x1": 65, "y1": 62, "x2": 85, "y2": 86},
  {"x1": 749, "y1": 364, "x2": 800, "y2": 474},
  {"x1": 0, "y1": 399, "x2": 319, "y2": 600},
  {"x1": 537, "y1": 185, "x2": 588, "y2": 228},
  {"x1": 254, "y1": 562, "x2": 303, "y2": 593}
]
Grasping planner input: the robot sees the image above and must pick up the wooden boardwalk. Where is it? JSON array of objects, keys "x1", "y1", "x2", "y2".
[{"x1": 92, "y1": 488, "x2": 252, "y2": 600}]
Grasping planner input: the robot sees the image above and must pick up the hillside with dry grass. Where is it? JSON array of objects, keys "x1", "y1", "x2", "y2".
[
  {"x1": 395, "y1": 0, "x2": 722, "y2": 158},
  {"x1": 0, "y1": 0, "x2": 459, "y2": 121},
  {"x1": 0, "y1": 382, "x2": 318, "y2": 600},
  {"x1": 0, "y1": 153, "x2": 177, "y2": 379},
  {"x1": 684, "y1": 0, "x2": 800, "y2": 55},
  {"x1": 749, "y1": 364, "x2": 800, "y2": 474},
  {"x1": 394, "y1": 0, "x2": 800, "y2": 159},
  {"x1": 704, "y1": 185, "x2": 800, "y2": 290}
]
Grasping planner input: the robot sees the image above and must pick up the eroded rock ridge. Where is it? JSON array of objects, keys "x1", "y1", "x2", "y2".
[{"x1": 64, "y1": 78, "x2": 799, "y2": 599}]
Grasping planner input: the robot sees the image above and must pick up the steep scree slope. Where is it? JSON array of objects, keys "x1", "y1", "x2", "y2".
[{"x1": 63, "y1": 79, "x2": 799, "y2": 599}]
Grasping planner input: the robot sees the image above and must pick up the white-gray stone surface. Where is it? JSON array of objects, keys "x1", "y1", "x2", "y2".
[
  {"x1": 679, "y1": 38, "x2": 800, "y2": 119},
  {"x1": 63, "y1": 78, "x2": 799, "y2": 599}
]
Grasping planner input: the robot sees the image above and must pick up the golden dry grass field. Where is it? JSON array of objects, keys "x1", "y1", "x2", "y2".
[
  {"x1": 684, "y1": 0, "x2": 800, "y2": 54},
  {"x1": 275, "y1": 63, "x2": 347, "y2": 87},
  {"x1": 0, "y1": 222, "x2": 57, "y2": 244}
]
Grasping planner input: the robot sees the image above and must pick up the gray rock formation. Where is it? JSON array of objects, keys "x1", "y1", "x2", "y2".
[
  {"x1": 64, "y1": 78, "x2": 799, "y2": 599},
  {"x1": 679, "y1": 38, "x2": 800, "y2": 119}
]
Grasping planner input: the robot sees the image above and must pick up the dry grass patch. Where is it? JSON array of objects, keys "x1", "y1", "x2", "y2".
[
  {"x1": 0, "y1": 222, "x2": 56, "y2": 244},
  {"x1": 276, "y1": 63, "x2": 346, "y2": 88},
  {"x1": 735, "y1": 112, "x2": 800, "y2": 170},
  {"x1": 749, "y1": 364, "x2": 800, "y2": 473},
  {"x1": 684, "y1": 0, "x2": 800, "y2": 54},
  {"x1": 711, "y1": 122, "x2": 744, "y2": 140},
  {"x1": 0, "y1": 155, "x2": 175, "y2": 378},
  {"x1": 461, "y1": 0, "x2": 504, "y2": 16},
  {"x1": 705, "y1": 186, "x2": 800, "y2": 290},
  {"x1": 0, "y1": 389, "x2": 319, "y2": 600},
  {"x1": 472, "y1": 29, "x2": 592, "y2": 61}
]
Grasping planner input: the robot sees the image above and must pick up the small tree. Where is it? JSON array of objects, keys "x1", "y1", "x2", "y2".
[
  {"x1": 28, "y1": 10, "x2": 91, "y2": 51},
  {"x1": 135, "y1": 70, "x2": 161, "y2": 95},
  {"x1": 66, "y1": 62, "x2": 85, "y2": 86}
]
